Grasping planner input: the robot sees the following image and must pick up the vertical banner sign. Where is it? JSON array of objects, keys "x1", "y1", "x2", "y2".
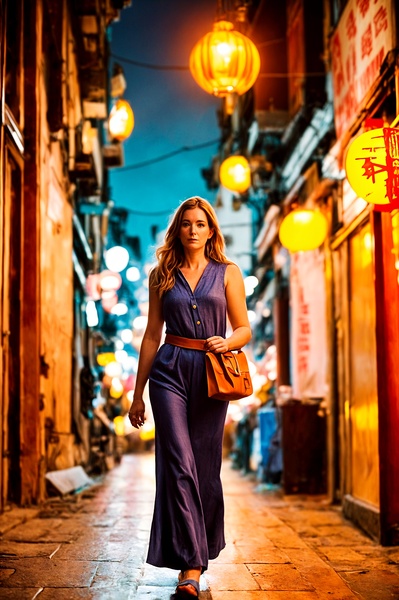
[
  {"x1": 330, "y1": 0, "x2": 394, "y2": 141},
  {"x1": 290, "y1": 251, "x2": 327, "y2": 399}
]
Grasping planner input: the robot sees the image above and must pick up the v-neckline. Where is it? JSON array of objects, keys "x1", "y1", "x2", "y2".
[{"x1": 178, "y1": 261, "x2": 212, "y2": 295}]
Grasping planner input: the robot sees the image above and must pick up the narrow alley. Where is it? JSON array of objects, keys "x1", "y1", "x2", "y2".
[{"x1": 0, "y1": 453, "x2": 398, "y2": 600}]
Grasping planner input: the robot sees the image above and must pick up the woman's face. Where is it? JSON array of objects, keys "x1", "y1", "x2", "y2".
[{"x1": 179, "y1": 207, "x2": 214, "y2": 252}]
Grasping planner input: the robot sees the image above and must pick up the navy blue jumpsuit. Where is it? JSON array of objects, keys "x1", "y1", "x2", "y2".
[{"x1": 147, "y1": 260, "x2": 229, "y2": 572}]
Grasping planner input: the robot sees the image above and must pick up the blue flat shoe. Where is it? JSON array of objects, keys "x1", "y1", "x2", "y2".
[{"x1": 175, "y1": 578, "x2": 200, "y2": 598}]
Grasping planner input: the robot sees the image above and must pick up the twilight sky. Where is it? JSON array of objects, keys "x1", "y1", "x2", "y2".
[{"x1": 109, "y1": 0, "x2": 222, "y2": 263}]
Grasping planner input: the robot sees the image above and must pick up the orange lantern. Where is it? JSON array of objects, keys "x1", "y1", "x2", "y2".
[
  {"x1": 109, "y1": 99, "x2": 134, "y2": 142},
  {"x1": 279, "y1": 209, "x2": 328, "y2": 253},
  {"x1": 189, "y1": 20, "x2": 260, "y2": 97},
  {"x1": 219, "y1": 155, "x2": 251, "y2": 193}
]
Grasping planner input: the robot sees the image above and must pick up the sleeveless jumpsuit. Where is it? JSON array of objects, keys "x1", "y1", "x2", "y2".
[{"x1": 147, "y1": 260, "x2": 229, "y2": 573}]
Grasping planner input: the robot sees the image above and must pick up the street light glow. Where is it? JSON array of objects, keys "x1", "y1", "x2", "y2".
[
  {"x1": 86, "y1": 300, "x2": 99, "y2": 327},
  {"x1": 105, "y1": 246, "x2": 130, "y2": 273},
  {"x1": 126, "y1": 266, "x2": 141, "y2": 282},
  {"x1": 111, "y1": 302, "x2": 129, "y2": 316}
]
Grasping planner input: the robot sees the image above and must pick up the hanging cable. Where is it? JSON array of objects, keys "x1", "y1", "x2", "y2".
[
  {"x1": 111, "y1": 53, "x2": 189, "y2": 71},
  {"x1": 111, "y1": 138, "x2": 220, "y2": 173}
]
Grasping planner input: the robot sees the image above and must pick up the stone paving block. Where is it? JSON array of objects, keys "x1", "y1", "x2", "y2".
[
  {"x1": 273, "y1": 509, "x2": 344, "y2": 527},
  {"x1": 317, "y1": 546, "x2": 368, "y2": 570},
  {"x1": 0, "y1": 589, "x2": 42, "y2": 599},
  {"x1": 314, "y1": 525, "x2": 374, "y2": 542},
  {"x1": 282, "y1": 548, "x2": 358, "y2": 598},
  {"x1": 0, "y1": 509, "x2": 40, "y2": 536},
  {"x1": 226, "y1": 525, "x2": 276, "y2": 547},
  {"x1": 55, "y1": 540, "x2": 145, "y2": 563},
  {"x1": 3, "y1": 518, "x2": 74, "y2": 543},
  {"x1": 247, "y1": 564, "x2": 315, "y2": 591},
  {"x1": 90, "y1": 560, "x2": 141, "y2": 588},
  {"x1": 0, "y1": 541, "x2": 60, "y2": 559},
  {"x1": 340, "y1": 568, "x2": 399, "y2": 600},
  {"x1": 0, "y1": 567, "x2": 15, "y2": 581},
  {"x1": 210, "y1": 592, "x2": 321, "y2": 600},
  {"x1": 212, "y1": 543, "x2": 291, "y2": 565},
  {"x1": 39, "y1": 586, "x2": 133, "y2": 599},
  {"x1": 134, "y1": 585, "x2": 178, "y2": 599},
  {"x1": 284, "y1": 525, "x2": 321, "y2": 538},
  {"x1": 140, "y1": 565, "x2": 180, "y2": 587},
  {"x1": 310, "y1": 534, "x2": 374, "y2": 548},
  {"x1": 261, "y1": 527, "x2": 309, "y2": 549},
  {"x1": 205, "y1": 563, "x2": 261, "y2": 591},
  {"x1": 0, "y1": 558, "x2": 98, "y2": 588}
]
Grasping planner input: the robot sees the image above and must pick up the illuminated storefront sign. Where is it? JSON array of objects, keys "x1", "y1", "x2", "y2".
[{"x1": 331, "y1": 0, "x2": 394, "y2": 141}]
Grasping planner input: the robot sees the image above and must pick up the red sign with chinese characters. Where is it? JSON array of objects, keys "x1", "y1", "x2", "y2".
[{"x1": 331, "y1": 0, "x2": 393, "y2": 141}]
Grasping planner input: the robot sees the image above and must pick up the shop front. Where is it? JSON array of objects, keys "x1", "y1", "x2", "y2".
[{"x1": 330, "y1": 0, "x2": 399, "y2": 543}]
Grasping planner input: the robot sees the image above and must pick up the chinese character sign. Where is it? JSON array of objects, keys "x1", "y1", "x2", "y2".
[
  {"x1": 345, "y1": 127, "x2": 399, "y2": 207},
  {"x1": 331, "y1": 0, "x2": 393, "y2": 140},
  {"x1": 290, "y1": 250, "x2": 327, "y2": 400}
]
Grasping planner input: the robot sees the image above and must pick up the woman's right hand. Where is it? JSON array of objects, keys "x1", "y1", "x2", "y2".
[{"x1": 128, "y1": 398, "x2": 146, "y2": 429}]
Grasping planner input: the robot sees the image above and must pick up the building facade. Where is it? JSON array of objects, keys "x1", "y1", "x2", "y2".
[
  {"x1": 204, "y1": 0, "x2": 399, "y2": 544},
  {"x1": 0, "y1": 0, "x2": 129, "y2": 509}
]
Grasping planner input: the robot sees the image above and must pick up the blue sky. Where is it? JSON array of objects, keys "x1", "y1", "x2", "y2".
[{"x1": 109, "y1": 1, "x2": 222, "y2": 263}]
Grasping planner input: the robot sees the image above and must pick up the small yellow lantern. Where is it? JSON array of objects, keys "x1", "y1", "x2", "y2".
[
  {"x1": 219, "y1": 155, "x2": 251, "y2": 193},
  {"x1": 113, "y1": 416, "x2": 125, "y2": 437},
  {"x1": 109, "y1": 99, "x2": 134, "y2": 142},
  {"x1": 189, "y1": 20, "x2": 260, "y2": 97},
  {"x1": 97, "y1": 352, "x2": 117, "y2": 367},
  {"x1": 279, "y1": 209, "x2": 328, "y2": 253}
]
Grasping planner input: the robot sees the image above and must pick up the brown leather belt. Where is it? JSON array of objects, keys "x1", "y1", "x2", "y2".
[{"x1": 165, "y1": 333, "x2": 207, "y2": 351}]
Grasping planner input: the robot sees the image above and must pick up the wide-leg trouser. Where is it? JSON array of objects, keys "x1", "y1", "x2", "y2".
[{"x1": 146, "y1": 347, "x2": 229, "y2": 572}]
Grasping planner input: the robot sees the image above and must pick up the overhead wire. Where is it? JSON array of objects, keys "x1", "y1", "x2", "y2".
[
  {"x1": 111, "y1": 52, "x2": 322, "y2": 77},
  {"x1": 112, "y1": 138, "x2": 220, "y2": 173},
  {"x1": 111, "y1": 53, "x2": 189, "y2": 71}
]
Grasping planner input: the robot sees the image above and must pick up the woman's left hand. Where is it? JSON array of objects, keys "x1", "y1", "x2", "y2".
[{"x1": 205, "y1": 336, "x2": 229, "y2": 354}]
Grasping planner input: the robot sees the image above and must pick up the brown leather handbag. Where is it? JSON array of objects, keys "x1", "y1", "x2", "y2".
[{"x1": 205, "y1": 350, "x2": 253, "y2": 401}]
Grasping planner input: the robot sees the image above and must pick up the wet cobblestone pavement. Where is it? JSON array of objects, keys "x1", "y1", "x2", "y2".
[{"x1": 0, "y1": 453, "x2": 399, "y2": 599}]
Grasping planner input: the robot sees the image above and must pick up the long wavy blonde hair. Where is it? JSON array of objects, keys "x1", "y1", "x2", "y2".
[{"x1": 151, "y1": 196, "x2": 230, "y2": 295}]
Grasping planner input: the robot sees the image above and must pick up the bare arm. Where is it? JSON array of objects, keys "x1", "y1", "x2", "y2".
[
  {"x1": 129, "y1": 282, "x2": 164, "y2": 428},
  {"x1": 205, "y1": 263, "x2": 252, "y2": 354}
]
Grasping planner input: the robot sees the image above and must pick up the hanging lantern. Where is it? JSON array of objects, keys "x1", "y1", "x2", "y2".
[
  {"x1": 345, "y1": 127, "x2": 399, "y2": 209},
  {"x1": 97, "y1": 352, "x2": 117, "y2": 367},
  {"x1": 219, "y1": 155, "x2": 251, "y2": 193},
  {"x1": 189, "y1": 20, "x2": 260, "y2": 97},
  {"x1": 109, "y1": 99, "x2": 134, "y2": 142},
  {"x1": 279, "y1": 209, "x2": 328, "y2": 253}
]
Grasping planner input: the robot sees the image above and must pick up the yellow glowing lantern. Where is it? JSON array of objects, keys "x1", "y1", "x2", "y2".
[
  {"x1": 109, "y1": 99, "x2": 134, "y2": 142},
  {"x1": 139, "y1": 422, "x2": 155, "y2": 442},
  {"x1": 110, "y1": 377, "x2": 124, "y2": 398},
  {"x1": 113, "y1": 416, "x2": 125, "y2": 437},
  {"x1": 97, "y1": 352, "x2": 116, "y2": 367},
  {"x1": 345, "y1": 127, "x2": 399, "y2": 207},
  {"x1": 189, "y1": 20, "x2": 260, "y2": 97},
  {"x1": 219, "y1": 155, "x2": 251, "y2": 193},
  {"x1": 279, "y1": 209, "x2": 328, "y2": 253}
]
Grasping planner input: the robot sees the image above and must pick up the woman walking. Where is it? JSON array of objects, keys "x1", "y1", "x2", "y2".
[{"x1": 128, "y1": 196, "x2": 251, "y2": 598}]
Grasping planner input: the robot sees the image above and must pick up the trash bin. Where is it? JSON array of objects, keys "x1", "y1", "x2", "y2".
[
  {"x1": 258, "y1": 406, "x2": 281, "y2": 483},
  {"x1": 281, "y1": 401, "x2": 327, "y2": 494}
]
